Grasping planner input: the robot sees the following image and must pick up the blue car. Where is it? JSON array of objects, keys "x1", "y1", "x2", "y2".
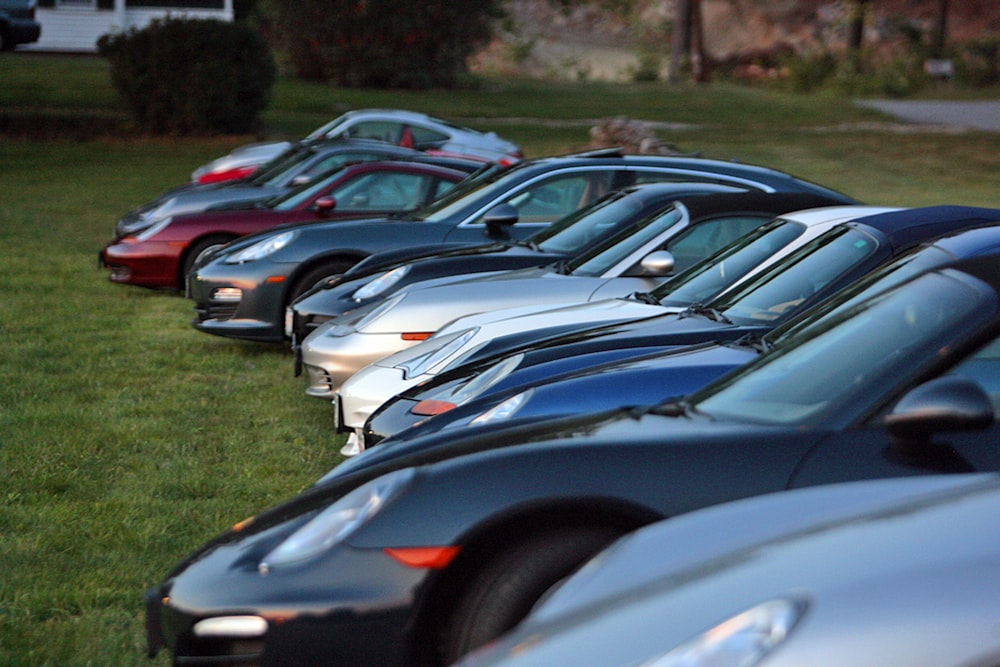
[{"x1": 363, "y1": 208, "x2": 1000, "y2": 448}]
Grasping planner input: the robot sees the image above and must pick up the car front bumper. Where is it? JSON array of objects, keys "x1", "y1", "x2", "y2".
[
  {"x1": 148, "y1": 541, "x2": 431, "y2": 667},
  {"x1": 100, "y1": 240, "x2": 182, "y2": 290},
  {"x1": 188, "y1": 262, "x2": 291, "y2": 342},
  {"x1": 301, "y1": 330, "x2": 420, "y2": 399}
]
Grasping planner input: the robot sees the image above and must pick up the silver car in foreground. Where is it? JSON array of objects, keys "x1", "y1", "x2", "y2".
[{"x1": 457, "y1": 473, "x2": 1000, "y2": 667}]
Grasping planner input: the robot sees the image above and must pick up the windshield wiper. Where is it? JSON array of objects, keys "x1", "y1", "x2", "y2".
[
  {"x1": 511, "y1": 238, "x2": 540, "y2": 251},
  {"x1": 646, "y1": 397, "x2": 701, "y2": 418},
  {"x1": 682, "y1": 302, "x2": 733, "y2": 324},
  {"x1": 735, "y1": 331, "x2": 771, "y2": 353},
  {"x1": 629, "y1": 291, "x2": 661, "y2": 305}
]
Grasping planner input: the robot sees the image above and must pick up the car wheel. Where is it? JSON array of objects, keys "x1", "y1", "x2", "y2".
[
  {"x1": 181, "y1": 235, "x2": 236, "y2": 288},
  {"x1": 441, "y1": 525, "x2": 623, "y2": 664},
  {"x1": 289, "y1": 260, "x2": 353, "y2": 303}
]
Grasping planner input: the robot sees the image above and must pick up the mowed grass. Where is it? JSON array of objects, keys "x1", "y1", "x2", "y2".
[{"x1": 0, "y1": 53, "x2": 998, "y2": 665}]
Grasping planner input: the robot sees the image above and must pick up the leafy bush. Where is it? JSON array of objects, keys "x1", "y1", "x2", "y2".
[
  {"x1": 783, "y1": 51, "x2": 838, "y2": 92},
  {"x1": 97, "y1": 17, "x2": 275, "y2": 135},
  {"x1": 257, "y1": 0, "x2": 503, "y2": 89}
]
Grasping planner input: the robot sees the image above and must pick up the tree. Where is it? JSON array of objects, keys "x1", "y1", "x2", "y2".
[
  {"x1": 669, "y1": 0, "x2": 707, "y2": 82},
  {"x1": 259, "y1": 0, "x2": 504, "y2": 88}
]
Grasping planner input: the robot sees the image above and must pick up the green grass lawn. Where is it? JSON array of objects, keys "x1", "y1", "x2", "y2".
[{"x1": 0, "y1": 53, "x2": 998, "y2": 665}]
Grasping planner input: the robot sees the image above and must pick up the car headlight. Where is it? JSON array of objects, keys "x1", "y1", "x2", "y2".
[
  {"x1": 259, "y1": 468, "x2": 416, "y2": 573},
  {"x1": 469, "y1": 388, "x2": 533, "y2": 426},
  {"x1": 415, "y1": 353, "x2": 526, "y2": 417},
  {"x1": 225, "y1": 230, "x2": 298, "y2": 264},
  {"x1": 352, "y1": 265, "x2": 411, "y2": 301},
  {"x1": 395, "y1": 328, "x2": 479, "y2": 379},
  {"x1": 133, "y1": 216, "x2": 173, "y2": 241},
  {"x1": 640, "y1": 597, "x2": 807, "y2": 667}
]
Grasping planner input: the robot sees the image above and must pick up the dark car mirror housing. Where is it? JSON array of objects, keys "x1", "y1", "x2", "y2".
[
  {"x1": 484, "y1": 203, "x2": 519, "y2": 238},
  {"x1": 315, "y1": 197, "x2": 337, "y2": 215},
  {"x1": 639, "y1": 250, "x2": 676, "y2": 276},
  {"x1": 886, "y1": 375, "x2": 995, "y2": 443}
]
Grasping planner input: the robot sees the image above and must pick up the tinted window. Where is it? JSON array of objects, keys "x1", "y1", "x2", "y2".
[{"x1": 694, "y1": 271, "x2": 993, "y2": 424}]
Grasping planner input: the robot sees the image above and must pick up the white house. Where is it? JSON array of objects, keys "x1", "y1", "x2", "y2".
[{"x1": 25, "y1": 0, "x2": 233, "y2": 53}]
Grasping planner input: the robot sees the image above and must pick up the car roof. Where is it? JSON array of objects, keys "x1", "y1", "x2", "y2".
[
  {"x1": 678, "y1": 191, "x2": 856, "y2": 219},
  {"x1": 850, "y1": 205, "x2": 1000, "y2": 247},
  {"x1": 778, "y1": 205, "x2": 902, "y2": 226},
  {"x1": 931, "y1": 223, "x2": 1000, "y2": 257}
]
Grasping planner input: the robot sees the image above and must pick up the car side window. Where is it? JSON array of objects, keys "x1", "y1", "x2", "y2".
[
  {"x1": 347, "y1": 121, "x2": 405, "y2": 144},
  {"x1": 408, "y1": 125, "x2": 449, "y2": 149},
  {"x1": 474, "y1": 172, "x2": 617, "y2": 225},
  {"x1": 330, "y1": 172, "x2": 434, "y2": 210},
  {"x1": 945, "y1": 334, "x2": 1000, "y2": 415},
  {"x1": 661, "y1": 215, "x2": 771, "y2": 274}
]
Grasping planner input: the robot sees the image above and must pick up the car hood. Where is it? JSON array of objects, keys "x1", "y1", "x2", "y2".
[
  {"x1": 371, "y1": 297, "x2": 672, "y2": 371},
  {"x1": 358, "y1": 270, "x2": 658, "y2": 335}
]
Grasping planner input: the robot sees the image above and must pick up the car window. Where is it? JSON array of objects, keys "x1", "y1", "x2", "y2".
[
  {"x1": 408, "y1": 125, "x2": 449, "y2": 148},
  {"x1": 653, "y1": 219, "x2": 805, "y2": 307},
  {"x1": 946, "y1": 335, "x2": 1000, "y2": 414},
  {"x1": 693, "y1": 270, "x2": 993, "y2": 425},
  {"x1": 657, "y1": 215, "x2": 771, "y2": 274},
  {"x1": 469, "y1": 171, "x2": 617, "y2": 226},
  {"x1": 297, "y1": 152, "x2": 384, "y2": 182},
  {"x1": 329, "y1": 171, "x2": 437, "y2": 210},
  {"x1": 534, "y1": 190, "x2": 645, "y2": 254},
  {"x1": 565, "y1": 205, "x2": 685, "y2": 277},
  {"x1": 347, "y1": 121, "x2": 405, "y2": 143},
  {"x1": 719, "y1": 226, "x2": 881, "y2": 324}
]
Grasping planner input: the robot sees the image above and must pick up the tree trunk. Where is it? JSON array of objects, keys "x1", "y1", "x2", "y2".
[{"x1": 669, "y1": 0, "x2": 692, "y2": 82}]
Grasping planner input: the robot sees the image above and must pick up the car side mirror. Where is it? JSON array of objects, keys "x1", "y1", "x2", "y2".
[
  {"x1": 639, "y1": 250, "x2": 676, "y2": 276},
  {"x1": 886, "y1": 375, "x2": 994, "y2": 443},
  {"x1": 314, "y1": 197, "x2": 337, "y2": 215},
  {"x1": 483, "y1": 203, "x2": 519, "y2": 239}
]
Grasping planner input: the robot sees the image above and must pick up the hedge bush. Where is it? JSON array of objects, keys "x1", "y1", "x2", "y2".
[
  {"x1": 257, "y1": 0, "x2": 503, "y2": 88},
  {"x1": 97, "y1": 17, "x2": 276, "y2": 135}
]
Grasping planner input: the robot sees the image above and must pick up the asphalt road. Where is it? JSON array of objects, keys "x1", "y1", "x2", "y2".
[{"x1": 855, "y1": 100, "x2": 1000, "y2": 131}]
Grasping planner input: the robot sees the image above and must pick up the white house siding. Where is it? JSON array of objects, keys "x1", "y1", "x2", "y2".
[{"x1": 26, "y1": 3, "x2": 233, "y2": 53}]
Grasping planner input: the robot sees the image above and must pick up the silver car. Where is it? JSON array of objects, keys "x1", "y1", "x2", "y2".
[
  {"x1": 455, "y1": 473, "x2": 1000, "y2": 667},
  {"x1": 191, "y1": 108, "x2": 522, "y2": 183},
  {"x1": 299, "y1": 193, "x2": 854, "y2": 402}
]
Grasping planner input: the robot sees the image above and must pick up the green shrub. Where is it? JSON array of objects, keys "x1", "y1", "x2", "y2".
[
  {"x1": 257, "y1": 0, "x2": 503, "y2": 89},
  {"x1": 97, "y1": 17, "x2": 276, "y2": 135},
  {"x1": 783, "y1": 51, "x2": 838, "y2": 92}
]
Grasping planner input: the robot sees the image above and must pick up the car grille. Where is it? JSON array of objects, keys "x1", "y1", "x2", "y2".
[{"x1": 194, "y1": 302, "x2": 238, "y2": 322}]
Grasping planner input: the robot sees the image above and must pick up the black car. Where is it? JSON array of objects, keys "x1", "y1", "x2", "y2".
[
  {"x1": 360, "y1": 205, "x2": 1000, "y2": 448},
  {"x1": 0, "y1": 0, "x2": 40, "y2": 50},
  {"x1": 148, "y1": 252, "x2": 1000, "y2": 667},
  {"x1": 188, "y1": 150, "x2": 855, "y2": 342}
]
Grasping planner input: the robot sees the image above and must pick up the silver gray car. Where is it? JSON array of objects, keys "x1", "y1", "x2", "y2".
[{"x1": 456, "y1": 473, "x2": 1000, "y2": 667}]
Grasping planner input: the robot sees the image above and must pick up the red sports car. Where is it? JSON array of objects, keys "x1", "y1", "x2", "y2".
[{"x1": 100, "y1": 160, "x2": 473, "y2": 291}]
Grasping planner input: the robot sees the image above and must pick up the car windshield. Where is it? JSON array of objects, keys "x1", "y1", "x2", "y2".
[
  {"x1": 713, "y1": 226, "x2": 880, "y2": 325},
  {"x1": 764, "y1": 244, "x2": 956, "y2": 345},
  {"x1": 563, "y1": 205, "x2": 685, "y2": 277},
  {"x1": 529, "y1": 189, "x2": 645, "y2": 254},
  {"x1": 268, "y1": 167, "x2": 347, "y2": 211},
  {"x1": 247, "y1": 145, "x2": 317, "y2": 186},
  {"x1": 692, "y1": 269, "x2": 994, "y2": 425},
  {"x1": 651, "y1": 218, "x2": 804, "y2": 307}
]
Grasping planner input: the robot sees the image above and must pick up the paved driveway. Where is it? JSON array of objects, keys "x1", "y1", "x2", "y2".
[{"x1": 855, "y1": 100, "x2": 1000, "y2": 132}]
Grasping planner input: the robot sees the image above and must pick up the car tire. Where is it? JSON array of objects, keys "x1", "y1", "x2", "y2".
[
  {"x1": 441, "y1": 525, "x2": 623, "y2": 664},
  {"x1": 181, "y1": 235, "x2": 236, "y2": 288},
  {"x1": 289, "y1": 260, "x2": 353, "y2": 303}
]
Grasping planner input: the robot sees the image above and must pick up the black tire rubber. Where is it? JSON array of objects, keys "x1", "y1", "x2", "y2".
[
  {"x1": 441, "y1": 525, "x2": 623, "y2": 664},
  {"x1": 289, "y1": 260, "x2": 353, "y2": 303},
  {"x1": 180, "y1": 236, "x2": 236, "y2": 289}
]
